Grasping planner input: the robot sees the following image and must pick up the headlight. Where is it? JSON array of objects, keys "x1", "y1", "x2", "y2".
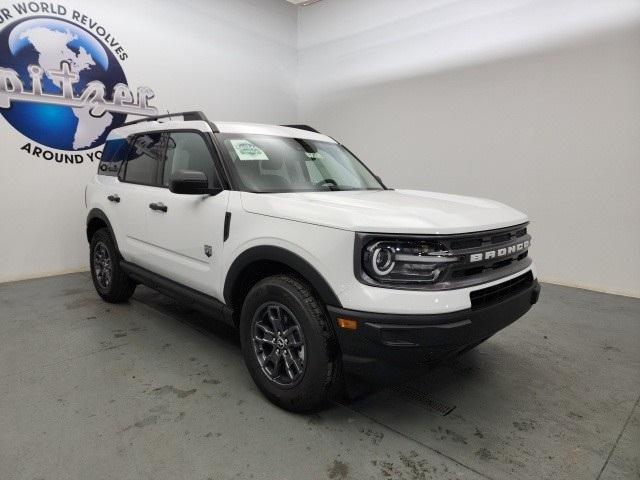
[{"x1": 362, "y1": 239, "x2": 458, "y2": 286}]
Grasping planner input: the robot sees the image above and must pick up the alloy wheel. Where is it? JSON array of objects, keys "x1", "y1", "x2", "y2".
[
  {"x1": 251, "y1": 302, "x2": 306, "y2": 386},
  {"x1": 93, "y1": 242, "x2": 113, "y2": 289}
]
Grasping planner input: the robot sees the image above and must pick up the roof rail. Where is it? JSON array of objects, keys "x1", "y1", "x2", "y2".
[
  {"x1": 280, "y1": 124, "x2": 321, "y2": 134},
  {"x1": 121, "y1": 111, "x2": 210, "y2": 127}
]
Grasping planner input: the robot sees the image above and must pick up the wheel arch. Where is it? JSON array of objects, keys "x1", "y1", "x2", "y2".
[
  {"x1": 86, "y1": 208, "x2": 119, "y2": 253},
  {"x1": 224, "y1": 246, "x2": 343, "y2": 318}
]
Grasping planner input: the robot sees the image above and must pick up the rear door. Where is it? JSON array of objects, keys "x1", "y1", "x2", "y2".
[{"x1": 145, "y1": 130, "x2": 230, "y2": 299}]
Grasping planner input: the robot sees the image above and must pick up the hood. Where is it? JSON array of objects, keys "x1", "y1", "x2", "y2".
[{"x1": 241, "y1": 189, "x2": 528, "y2": 234}]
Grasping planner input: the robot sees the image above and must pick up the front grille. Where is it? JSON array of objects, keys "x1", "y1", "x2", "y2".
[
  {"x1": 470, "y1": 271, "x2": 534, "y2": 309},
  {"x1": 446, "y1": 224, "x2": 530, "y2": 281}
]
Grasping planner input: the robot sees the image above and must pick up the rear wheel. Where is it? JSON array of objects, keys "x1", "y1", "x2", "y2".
[
  {"x1": 240, "y1": 274, "x2": 342, "y2": 412},
  {"x1": 90, "y1": 228, "x2": 136, "y2": 303}
]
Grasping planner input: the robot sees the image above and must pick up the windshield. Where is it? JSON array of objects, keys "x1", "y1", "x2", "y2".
[{"x1": 217, "y1": 133, "x2": 385, "y2": 193}]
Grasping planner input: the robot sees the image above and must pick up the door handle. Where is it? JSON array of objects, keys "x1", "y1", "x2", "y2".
[
  {"x1": 107, "y1": 194, "x2": 120, "y2": 203},
  {"x1": 149, "y1": 202, "x2": 168, "y2": 212}
]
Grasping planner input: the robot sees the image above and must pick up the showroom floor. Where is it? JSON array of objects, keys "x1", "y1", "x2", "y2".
[{"x1": 1, "y1": 273, "x2": 638, "y2": 480}]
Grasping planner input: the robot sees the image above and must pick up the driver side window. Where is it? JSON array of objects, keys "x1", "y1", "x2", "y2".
[
  {"x1": 121, "y1": 132, "x2": 165, "y2": 186},
  {"x1": 162, "y1": 132, "x2": 219, "y2": 188}
]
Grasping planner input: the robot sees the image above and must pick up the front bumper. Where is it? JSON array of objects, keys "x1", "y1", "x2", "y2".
[{"x1": 328, "y1": 274, "x2": 540, "y2": 385}]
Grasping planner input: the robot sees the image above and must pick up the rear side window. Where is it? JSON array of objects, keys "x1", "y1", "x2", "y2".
[
  {"x1": 162, "y1": 132, "x2": 219, "y2": 188},
  {"x1": 121, "y1": 133, "x2": 165, "y2": 186},
  {"x1": 98, "y1": 138, "x2": 128, "y2": 176}
]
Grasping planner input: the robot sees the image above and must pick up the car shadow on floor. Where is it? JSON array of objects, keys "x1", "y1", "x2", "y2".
[
  {"x1": 132, "y1": 285, "x2": 241, "y2": 348},
  {"x1": 132, "y1": 283, "x2": 491, "y2": 414},
  {"x1": 126, "y1": 284, "x2": 584, "y2": 478}
]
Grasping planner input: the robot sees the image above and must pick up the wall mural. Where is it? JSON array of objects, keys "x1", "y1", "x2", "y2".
[{"x1": 0, "y1": 3, "x2": 157, "y2": 164}]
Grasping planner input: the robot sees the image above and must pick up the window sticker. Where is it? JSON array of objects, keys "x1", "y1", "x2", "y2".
[
  {"x1": 305, "y1": 152, "x2": 323, "y2": 160},
  {"x1": 230, "y1": 139, "x2": 269, "y2": 161}
]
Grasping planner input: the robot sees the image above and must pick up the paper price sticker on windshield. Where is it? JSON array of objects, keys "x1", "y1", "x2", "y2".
[
  {"x1": 305, "y1": 152, "x2": 323, "y2": 159},
  {"x1": 230, "y1": 139, "x2": 269, "y2": 161}
]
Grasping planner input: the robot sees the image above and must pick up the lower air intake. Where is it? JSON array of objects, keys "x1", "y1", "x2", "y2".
[{"x1": 470, "y1": 271, "x2": 534, "y2": 310}]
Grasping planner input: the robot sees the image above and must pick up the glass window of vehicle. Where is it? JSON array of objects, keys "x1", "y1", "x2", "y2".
[
  {"x1": 162, "y1": 132, "x2": 219, "y2": 188},
  {"x1": 122, "y1": 133, "x2": 165, "y2": 185},
  {"x1": 98, "y1": 137, "x2": 128, "y2": 176},
  {"x1": 218, "y1": 133, "x2": 384, "y2": 193}
]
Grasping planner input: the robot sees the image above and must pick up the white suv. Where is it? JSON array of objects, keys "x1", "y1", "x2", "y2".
[{"x1": 85, "y1": 111, "x2": 540, "y2": 412}]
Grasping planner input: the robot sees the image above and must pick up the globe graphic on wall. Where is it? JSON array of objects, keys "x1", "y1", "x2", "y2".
[{"x1": 0, "y1": 16, "x2": 128, "y2": 151}]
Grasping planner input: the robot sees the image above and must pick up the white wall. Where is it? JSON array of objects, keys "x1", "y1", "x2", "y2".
[
  {"x1": 2, "y1": 0, "x2": 639, "y2": 298},
  {"x1": 297, "y1": 0, "x2": 640, "y2": 297},
  {"x1": 0, "y1": 0, "x2": 298, "y2": 283}
]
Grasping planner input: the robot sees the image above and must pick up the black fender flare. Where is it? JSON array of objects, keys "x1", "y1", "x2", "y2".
[
  {"x1": 223, "y1": 245, "x2": 342, "y2": 308},
  {"x1": 86, "y1": 208, "x2": 120, "y2": 253}
]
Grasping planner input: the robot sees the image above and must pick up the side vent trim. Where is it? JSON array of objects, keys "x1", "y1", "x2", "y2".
[{"x1": 223, "y1": 212, "x2": 231, "y2": 241}]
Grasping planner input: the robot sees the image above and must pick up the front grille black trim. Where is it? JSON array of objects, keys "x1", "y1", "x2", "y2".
[{"x1": 470, "y1": 271, "x2": 534, "y2": 310}]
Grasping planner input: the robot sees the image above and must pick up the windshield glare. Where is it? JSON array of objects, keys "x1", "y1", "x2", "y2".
[{"x1": 218, "y1": 133, "x2": 384, "y2": 193}]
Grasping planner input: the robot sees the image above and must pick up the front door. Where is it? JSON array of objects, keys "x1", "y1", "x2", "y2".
[{"x1": 144, "y1": 130, "x2": 229, "y2": 300}]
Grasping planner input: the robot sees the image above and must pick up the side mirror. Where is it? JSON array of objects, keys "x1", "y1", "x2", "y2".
[{"x1": 169, "y1": 170, "x2": 222, "y2": 195}]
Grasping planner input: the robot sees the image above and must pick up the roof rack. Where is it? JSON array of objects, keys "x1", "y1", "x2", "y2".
[
  {"x1": 121, "y1": 111, "x2": 210, "y2": 127},
  {"x1": 280, "y1": 124, "x2": 321, "y2": 133}
]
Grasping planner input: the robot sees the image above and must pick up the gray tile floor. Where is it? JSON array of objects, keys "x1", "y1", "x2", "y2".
[{"x1": 0, "y1": 272, "x2": 638, "y2": 480}]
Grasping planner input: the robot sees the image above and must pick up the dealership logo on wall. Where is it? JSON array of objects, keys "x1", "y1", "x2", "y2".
[{"x1": 0, "y1": 3, "x2": 157, "y2": 164}]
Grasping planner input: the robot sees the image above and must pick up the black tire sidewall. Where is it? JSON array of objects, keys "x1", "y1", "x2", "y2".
[
  {"x1": 240, "y1": 276, "x2": 335, "y2": 411},
  {"x1": 89, "y1": 228, "x2": 132, "y2": 302},
  {"x1": 90, "y1": 229, "x2": 113, "y2": 296}
]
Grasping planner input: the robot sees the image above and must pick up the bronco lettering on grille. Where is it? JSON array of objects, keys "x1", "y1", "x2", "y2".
[{"x1": 469, "y1": 240, "x2": 530, "y2": 263}]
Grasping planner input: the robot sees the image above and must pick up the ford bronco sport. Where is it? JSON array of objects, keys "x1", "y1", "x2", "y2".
[{"x1": 85, "y1": 111, "x2": 540, "y2": 412}]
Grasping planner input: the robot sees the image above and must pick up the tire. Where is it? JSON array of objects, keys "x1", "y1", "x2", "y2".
[
  {"x1": 89, "y1": 228, "x2": 136, "y2": 303},
  {"x1": 239, "y1": 274, "x2": 342, "y2": 413}
]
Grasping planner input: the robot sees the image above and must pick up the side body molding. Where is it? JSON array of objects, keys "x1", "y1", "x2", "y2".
[{"x1": 224, "y1": 246, "x2": 342, "y2": 308}]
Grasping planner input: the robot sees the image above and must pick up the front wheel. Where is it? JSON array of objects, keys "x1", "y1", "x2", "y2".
[{"x1": 239, "y1": 274, "x2": 342, "y2": 413}]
